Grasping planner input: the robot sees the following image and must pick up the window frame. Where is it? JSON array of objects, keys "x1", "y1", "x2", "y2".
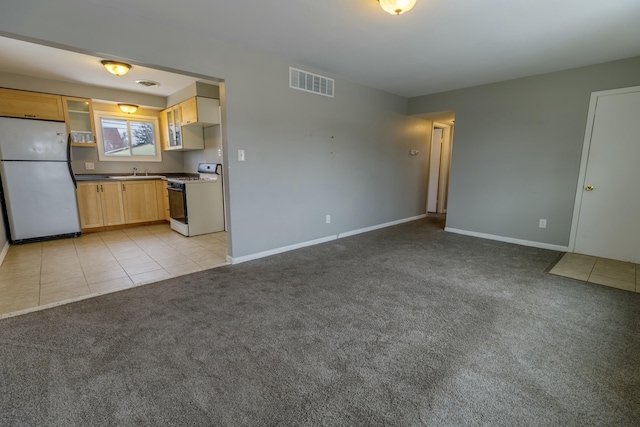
[{"x1": 94, "y1": 111, "x2": 162, "y2": 162}]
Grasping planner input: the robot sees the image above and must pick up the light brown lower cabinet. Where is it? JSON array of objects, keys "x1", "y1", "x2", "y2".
[
  {"x1": 76, "y1": 181, "x2": 125, "y2": 229},
  {"x1": 155, "y1": 180, "x2": 170, "y2": 221},
  {"x1": 121, "y1": 181, "x2": 159, "y2": 224},
  {"x1": 77, "y1": 179, "x2": 168, "y2": 230}
]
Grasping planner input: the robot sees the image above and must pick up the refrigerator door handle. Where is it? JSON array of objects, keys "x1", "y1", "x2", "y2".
[{"x1": 66, "y1": 133, "x2": 77, "y2": 188}]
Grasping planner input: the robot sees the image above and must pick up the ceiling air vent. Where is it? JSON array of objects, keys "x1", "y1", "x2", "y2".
[
  {"x1": 135, "y1": 80, "x2": 160, "y2": 88},
  {"x1": 290, "y1": 67, "x2": 334, "y2": 98}
]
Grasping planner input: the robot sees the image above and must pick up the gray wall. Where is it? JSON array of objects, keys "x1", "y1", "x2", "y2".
[
  {"x1": 409, "y1": 57, "x2": 640, "y2": 247},
  {"x1": 183, "y1": 125, "x2": 224, "y2": 173},
  {"x1": 0, "y1": 1, "x2": 431, "y2": 258}
]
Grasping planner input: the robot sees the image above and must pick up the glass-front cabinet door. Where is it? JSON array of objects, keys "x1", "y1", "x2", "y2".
[
  {"x1": 163, "y1": 105, "x2": 183, "y2": 150},
  {"x1": 172, "y1": 105, "x2": 182, "y2": 148},
  {"x1": 166, "y1": 108, "x2": 175, "y2": 147},
  {"x1": 63, "y1": 96, "x2": 96, "y2": 146}
]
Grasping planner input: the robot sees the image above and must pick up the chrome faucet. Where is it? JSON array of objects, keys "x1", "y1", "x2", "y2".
[
  {"x1": 145, "y1": 168, "x2": 149, "y2": 176},
  {"x1": 132, "y1": 167, "x2": 138, "y2": 176}
]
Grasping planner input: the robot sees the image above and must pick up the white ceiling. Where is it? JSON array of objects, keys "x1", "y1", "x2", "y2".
[
  {"x1": 0, "y1": 37, "x2": 212, "y2": 98},
  {"x1": 1, "y1": 0, "x2": 640, "y2": 98}
]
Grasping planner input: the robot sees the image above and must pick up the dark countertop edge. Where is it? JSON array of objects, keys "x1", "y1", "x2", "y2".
[{"x1": 75, "y1": 173, "x2": 199, "y2": 182}]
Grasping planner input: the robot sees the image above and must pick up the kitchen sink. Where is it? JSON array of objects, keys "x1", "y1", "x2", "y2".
[{"x1": 109, "y1": 175, "x2": 166, "y2": 180}]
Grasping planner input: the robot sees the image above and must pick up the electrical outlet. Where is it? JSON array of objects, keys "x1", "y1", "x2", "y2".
[
  {"x1": 326, "y1": 214, "x2": 331, "y2": 224},
  {"x1": 539, "y1": 219, "x2": 547, "y2": 229},
  {"x1": 85, "y1": 162, "x2": 95, "y2": 170}
]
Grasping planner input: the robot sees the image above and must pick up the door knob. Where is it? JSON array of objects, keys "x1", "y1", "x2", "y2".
[{"x1": 585, "y1": 185, "x2": 594, "y2": 191}]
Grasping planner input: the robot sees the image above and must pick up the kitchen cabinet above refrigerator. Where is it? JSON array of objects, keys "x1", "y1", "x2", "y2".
[{"x1": 0, "y1": 87, "x2": 65, "y2": 121}]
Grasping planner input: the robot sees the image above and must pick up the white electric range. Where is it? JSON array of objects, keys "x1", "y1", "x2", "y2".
[{"x1": 167, "y1": 163, "x2": 225, "y2": 236}]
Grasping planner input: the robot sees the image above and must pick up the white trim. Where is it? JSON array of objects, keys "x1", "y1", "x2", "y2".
[
  {"x1": 338, "y1": 214, "x2": 427, "y2": 238},
  {"x1": 568, "y1": 85, "x2": 640, "y2": 252},
  {"x1": 444, "y1": 227, "x2": 568, "y2": 252},
  {"x1": 228, "y1": 214, "x2": 429, "y2": 264},
  {"x1": 94, "y1": 110, "x2": 162, "y2": 162},
  {"x1": 229, "y1": 235, "x2": 338, "y2": 264},
  {"x1": 0, "y1": 241, "x2": 9, "y2": 265}
]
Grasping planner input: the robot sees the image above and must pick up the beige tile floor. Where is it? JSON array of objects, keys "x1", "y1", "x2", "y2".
[
  {"x1": 0, "y1": 224, "x2": 228, "y2": 318},
  {"x1": 549, "y1": 252, "x2": 639, "y2": 293}
]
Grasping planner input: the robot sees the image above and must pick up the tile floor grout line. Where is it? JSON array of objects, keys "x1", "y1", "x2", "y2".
[
  {"x1": 72, "y1": 236, "x2": 91, "y2": 301},
  {"x1": 133, "y1": 229, "x2": 173, "y2": 284},
  {"x1": 586, "y1": 256, "x2": 598, "y2": 283},
  {"x1": 37, "y1": 242, "x2": 43, "y2": 307}
]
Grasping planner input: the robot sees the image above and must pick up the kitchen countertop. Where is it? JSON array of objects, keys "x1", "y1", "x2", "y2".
[{"x1": 75, "y1": 173, "x2": 198, "y2": 181}]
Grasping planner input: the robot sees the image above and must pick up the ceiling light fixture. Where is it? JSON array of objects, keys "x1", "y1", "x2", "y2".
[
  {"x1": 378, "y1": 0, "x2": 417, "y2": 15},
  {"x1": 118, "y1": 104, "x2": 138, "y2": 114},
  {"x1": 101, "y1": 60, "x2": 132, "y2": 76}
]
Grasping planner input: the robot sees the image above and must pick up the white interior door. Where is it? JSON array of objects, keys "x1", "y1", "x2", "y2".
[
  {"x1": 427, "y1": 128, "x2": 442, "y2": 213},
  {"x1": 574, "y1": 89, "x2": 640, "y2": 263}
]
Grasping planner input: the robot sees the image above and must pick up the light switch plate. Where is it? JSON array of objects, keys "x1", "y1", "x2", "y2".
[
  {"x1": 238, "y1": 149, "x2": 245, "y2": 161},
  {"x1": 85, "y1": 162, "x2": 95, "y2": 170}
]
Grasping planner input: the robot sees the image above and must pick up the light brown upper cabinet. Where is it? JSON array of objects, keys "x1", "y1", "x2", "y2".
[
  {"x1": 0, "y1": 88, "x2": 64, "y2": 121},
  {"x1": 161, "y1": 97, "x2": 220, "y2": 151},
  {"x1": 180, "y1": 97, "x2": 220, "y2": 126},
  {"x1": 63, "y1": 96, "x2": 96, "y2": 146},
  {"x1": 160, "y1": 104, "x2": 184, "y2": 150}
]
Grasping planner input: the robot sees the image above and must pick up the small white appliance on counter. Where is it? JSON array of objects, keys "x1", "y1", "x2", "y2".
[
  {"x1": 0, "y1": 117, "x2": 81, "y2": 243},
  {"x1": 166, "y1": 163, "x2": 224, "y2": 237}
]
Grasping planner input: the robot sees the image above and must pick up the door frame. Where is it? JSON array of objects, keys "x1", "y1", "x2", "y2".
[
  {"x1": 427, "y1": 122, "x2": 453, "y2": 214},
  {"x1": 568, "y1": 85, "x2": 640, "y2": 252}
]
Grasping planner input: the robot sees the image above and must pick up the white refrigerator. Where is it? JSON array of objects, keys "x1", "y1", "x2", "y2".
[{"x1": 0, "y1": 117, "x2": 81, "y2": 244}]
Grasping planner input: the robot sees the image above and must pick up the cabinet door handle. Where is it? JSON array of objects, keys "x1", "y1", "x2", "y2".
[
  {"x1": 24, "y1": 114, "x2": 36, "y2": 118},
  {"x1": 96, "y1": 185, "x2": 99, "y2": 192},
  {"x1": 101, "y1": 185, "x2": 104, "y2": 192}
]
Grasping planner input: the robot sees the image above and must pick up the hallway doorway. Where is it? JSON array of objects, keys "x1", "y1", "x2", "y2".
[{"x1": 427, "y1": 122, "x2": 453, "y2": 214}]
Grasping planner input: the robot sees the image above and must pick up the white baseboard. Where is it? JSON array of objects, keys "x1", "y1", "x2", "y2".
[
  {"x1": 0, "y1": 241, "x2": 9, "y2": 266},
  {"x1": 444, "y1": 227, "x2": 568, "y2": 252},
  {"x1": 228, "y1": 235, "x2": 338, "y2": 264},
  {"x1": 229, "y1": 214, "x2": 429, "y2": 265},
  {"x1": 338, "y1": 214, "x2": 428, "y2": 239}
]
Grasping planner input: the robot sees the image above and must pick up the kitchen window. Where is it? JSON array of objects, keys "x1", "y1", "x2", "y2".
[{"x1": 94, "y1": 111, "x2": 162, "y2": 162}]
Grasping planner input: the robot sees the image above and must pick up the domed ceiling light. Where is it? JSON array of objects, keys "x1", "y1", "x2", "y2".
[
  {"x1": 101, "y1": 60, "x2": 132, "y2": 76},
  {"x1": 378, "y1": 0, "x2": 417, "y2": 15},
  {"x1": 118, "y1": 104, "x2": 138, "y2": 114}
]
